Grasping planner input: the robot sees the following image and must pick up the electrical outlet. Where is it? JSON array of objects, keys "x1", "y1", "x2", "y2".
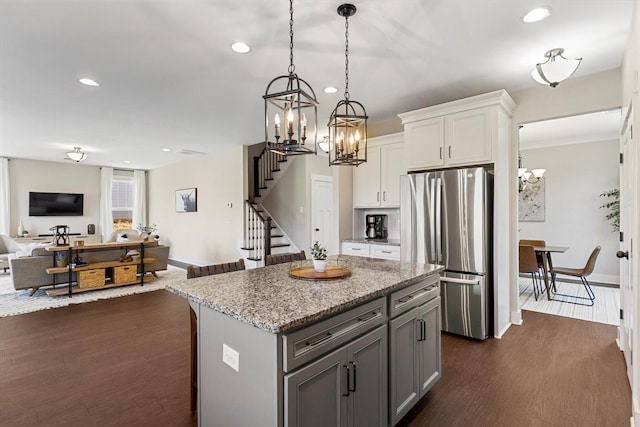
[{"x1": 222, "y1": 344, "x2": 239, "y2": 372}]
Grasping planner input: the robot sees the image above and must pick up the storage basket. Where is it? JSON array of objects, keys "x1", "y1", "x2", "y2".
[
  {"x1": 114, "y1": 265, "x2": 137, "y2": 284},
  {"x1": 78, "y1": 269, "x2": 105, "y2": 288}
]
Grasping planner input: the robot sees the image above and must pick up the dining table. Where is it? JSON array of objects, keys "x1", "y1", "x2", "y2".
[{"x1": 530, "y1": 245, "x2": 569, "y2": 300}]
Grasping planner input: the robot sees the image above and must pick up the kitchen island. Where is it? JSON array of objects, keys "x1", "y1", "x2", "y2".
[{"x1": 167, "y1": 256, "x2": 443, "y2": 427}]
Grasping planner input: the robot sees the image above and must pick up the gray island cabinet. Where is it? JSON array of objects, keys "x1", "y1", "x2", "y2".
[{"x1": 166, "y1": 256, "x2": 443, "y2": 427}]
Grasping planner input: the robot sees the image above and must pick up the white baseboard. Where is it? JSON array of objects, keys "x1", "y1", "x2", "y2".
[
  {"x1": 510, "y1": 310, "x2": 523, "y2": 325},
  {"x1": 494, "y1": 322, "x2": 511, "y2": 339}
]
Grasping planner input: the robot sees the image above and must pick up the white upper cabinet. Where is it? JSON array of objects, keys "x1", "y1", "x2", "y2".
[
  {"x1": 399, "y1": 90, "x2": 515, "y2": 172},
  {"x1": 353, "y1": 133, "x2": 405, "y2": 208}
]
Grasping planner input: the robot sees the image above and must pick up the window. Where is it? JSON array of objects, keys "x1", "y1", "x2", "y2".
[{"x1": 112, "y1": 176, "x2": 133, "y2": 231}]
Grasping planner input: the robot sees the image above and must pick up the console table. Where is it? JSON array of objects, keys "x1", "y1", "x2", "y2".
[{"x1": 45, "y1": 241, "x2": 156, "y2": 297}]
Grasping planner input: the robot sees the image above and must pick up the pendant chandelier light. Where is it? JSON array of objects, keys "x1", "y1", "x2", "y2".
[
  {"x1": 327, "y1": 3, "x2": 368, "y2": 166},
  {"x1": 517, "y1": 125, "x2": 545, "y2": 192},
  {"x1": 66, "y1": 146, "x2": 88, "y2": 162},
  {"x1": 531, "y1": 48, "x2": 582, "y2": 88},
  {"x1": 263, "y1": 0, "x2": 318, "y2": 156}
]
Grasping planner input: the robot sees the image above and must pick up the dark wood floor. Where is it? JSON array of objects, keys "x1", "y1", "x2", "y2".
[{"x1": 0, "y1": 292, "x2": 631, "y2": 426}]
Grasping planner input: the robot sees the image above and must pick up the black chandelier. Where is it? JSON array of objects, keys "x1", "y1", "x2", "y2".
[
  {"x1": 327, "y1": 3, "x2": 368, "y2": 166},
  {"x1": 263, "y1": 0, "x2": 318, "y2": 156}
]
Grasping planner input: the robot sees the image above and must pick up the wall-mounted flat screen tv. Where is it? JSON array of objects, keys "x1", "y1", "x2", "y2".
[{"x1": 29, "y1": 192, "x2": 84, "y2": 216}]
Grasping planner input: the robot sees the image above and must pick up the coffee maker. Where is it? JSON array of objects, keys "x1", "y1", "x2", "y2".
[{"x1": 365, "y1": 215, "x2": 387, "y2": 240}]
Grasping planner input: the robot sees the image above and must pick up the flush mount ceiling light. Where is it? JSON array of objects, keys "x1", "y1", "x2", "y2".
[
  {"x1": 324, "y1": 86, "x2": 338, "y2": 94},
  {"x1": 327, "y1": 3, "x2": 368, "y2": 166},
  {"x1": 78, "y1": 78, "x2": 99, "y2": 87},
  {"x1": 531, "y1": 48, "x2": 582, "y2": 88},
  {"x1": 65, "y1": 146, "x2": 88, "y2": 162},
  {"x1": 522, "y1": 7, "x2": 551, "y2": 23},
  {"x1": 263, "y1": 0, "x2": 318, "y2": 156},
  {"x1": 231, "y1": 42, "x2": 251, "y2": 53}
]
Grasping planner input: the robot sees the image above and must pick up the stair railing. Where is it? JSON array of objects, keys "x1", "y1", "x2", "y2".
[
  {"x1": 244, "y1": 201, "x2": 272, "y2": 262},
  {"x1": 253, "y1": 148, "x2": 285, "y2": 199}
]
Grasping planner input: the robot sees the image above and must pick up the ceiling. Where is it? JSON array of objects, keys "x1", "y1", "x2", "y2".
[
  {"x1": 0, "y1": 0, "x2": 634, "y2": 170},
  {"x1": 519, "y1": 109, "x2": 622, "y2": 150}
]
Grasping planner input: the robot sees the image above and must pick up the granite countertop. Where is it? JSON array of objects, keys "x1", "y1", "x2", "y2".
[
  {"x1": 166, "y1": 255, "x2": 443, "y2": 334},
  {"x1": 341, "y1": 238, "x2": 401, "y2": 246}
]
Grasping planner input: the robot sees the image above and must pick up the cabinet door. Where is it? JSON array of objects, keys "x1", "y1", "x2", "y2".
[
  {"x1": 445, "y1": 107, "x2": 493, "y2": 166},
  {"x1": 405, "y1": 117, "x2": 444, "y2": 171},
  {"x1": 353, "y1": 147, "x2": 381, "y2": 207},
  {"x1": 418, "y1": 297, "x2": 442, "y2": 398},
  {"x1": 389, "y1": 307, "x2": 420, "y2": 426},
  {"x1": 380, "y1": 143, "x2": 404, "y2": 207},
  {"x1": 284, "y1": 348, "x2": 348, "y2": 427},
  {"x1": 347, "y1": 325, "x2": 387, "y2": 427}
]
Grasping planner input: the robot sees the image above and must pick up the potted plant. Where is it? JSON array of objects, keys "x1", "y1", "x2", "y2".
[
  {"x1": 310, "y1": 241, "x2": 328, "y2": 273},
  {"x1": 599, "y1": 189, "x2": 620, "y2": 232}
]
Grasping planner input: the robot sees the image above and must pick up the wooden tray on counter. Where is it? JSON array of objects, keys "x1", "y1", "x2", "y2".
[{"x1": 289, "y1": 265, "x2": 351, "y2": 281}]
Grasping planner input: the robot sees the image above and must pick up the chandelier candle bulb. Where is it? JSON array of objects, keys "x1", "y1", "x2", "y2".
[
  {"x1": 275, "y1": 114, "x2": 281, "y2": 138},
  {"x1": 301, "y1": 114, "x2": 306, "y2": 141}
]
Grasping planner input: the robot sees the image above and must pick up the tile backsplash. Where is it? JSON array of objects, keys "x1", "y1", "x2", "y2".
[{"x1": 354, "y1": 208, "x2": 400, "y2": 240}]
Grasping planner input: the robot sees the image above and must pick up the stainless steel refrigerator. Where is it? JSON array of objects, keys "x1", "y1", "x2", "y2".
[{"x1": 400, "y1": 167, "x2": 493, "y2": 340}]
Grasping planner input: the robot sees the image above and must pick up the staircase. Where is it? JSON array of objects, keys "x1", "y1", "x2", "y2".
[{"x1": 240, "y1": 148, "x2": 298, "y2": 268}]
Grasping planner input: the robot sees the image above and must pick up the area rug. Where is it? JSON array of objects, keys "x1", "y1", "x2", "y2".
[
  {"x1": 519, "y1": 277, "x2": 619, "y2": 326},
  {"x1": 0, "y1": 265, "x2": 186, "y2": 317}
]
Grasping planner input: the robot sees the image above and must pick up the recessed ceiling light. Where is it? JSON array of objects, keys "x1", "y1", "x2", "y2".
[
  {"x1": 324, "y1": 86, "x2": 338, "y2": 94},
  {"x1": 231, "y1": 42, "x2": 251, "y2": 54},
  {"x1": 79, "y1": 78, "x2": 100, "y2": 87},
  {"x1": 162, "y1": 148, "x2": 171, "y2": 152},
  {"x1": 522, "y1": 7, "x2": 551, "y2": 23},
  {"x1": 123, "y1": 160, "x2": 131, "y2": 164}
]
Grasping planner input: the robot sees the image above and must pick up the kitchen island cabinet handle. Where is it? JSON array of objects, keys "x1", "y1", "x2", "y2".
[
  {"x1": 349, "y1": 362, "x2": 357, "y2": 392},
  {"x1": 305, "y1": 332, "x2": 332, "y2": 347},
  {"x1": 343, "y1": 364, "x2": 350, "y2": 397},
  {"x1": 357, "y1": 312, "x2": 378, "y2": 322},
  {"x1": 398, "y1": 295, "x2": 414, "y2": 304}
]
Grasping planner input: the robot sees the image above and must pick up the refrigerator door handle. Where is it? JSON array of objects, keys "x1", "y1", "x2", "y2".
[
  {"x1": 442, "y1": 277, "x2": 480, "y2": 286},
  {"x1": 435, "y1": 177, "x2": 442, "y2": 264}
]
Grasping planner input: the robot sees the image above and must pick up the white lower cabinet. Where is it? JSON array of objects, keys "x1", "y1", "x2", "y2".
[
  {"x1": 341, "y1": 242, "x2": 370, "y2": 257},
  {"x1": 370, "y1": 244, "x2": 400, "y2": 260},
  {"x1": 341, "y1": 242, "x2": 400, "y2": 260},
  {"x1": 284, "y1": 325, "x2": 388, "y2": 427}
]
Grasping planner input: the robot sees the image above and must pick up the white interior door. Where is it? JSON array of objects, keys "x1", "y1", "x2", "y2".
[
  {"x1": 312, "y1": 175, "x2": 333, "y2": 255},
  {"x1": 619, "y1": 105, "x2": 635, "y2": 386}
]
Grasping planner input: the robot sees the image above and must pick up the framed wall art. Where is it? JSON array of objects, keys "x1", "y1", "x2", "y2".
[
  {"x1": 176, "y1": 188, "x2": 197, "y2": 213},
  {"x1": 519, "y1": 178, "x2": 545, "y2": 221}
]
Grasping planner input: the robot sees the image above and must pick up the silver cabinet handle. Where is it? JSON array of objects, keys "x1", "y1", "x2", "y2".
[
  {"x1": 377, "y1": 192, "x2": 380, "y2": 202},
  {"x1": 383, "y1": 191, "x2": 386, "y2": 201},
  {"x1": 352, "y1": 248, "x2": 361, "y2": 251},
  {"x1": 382, "y1": 250, "x2": 392, "y2": 254},
  {"x1": 448, "y1": 146, "x2": 452, "y2": 158},
  {"x1": 439, "y1": 147, "x2": 443, "y2": 159}
]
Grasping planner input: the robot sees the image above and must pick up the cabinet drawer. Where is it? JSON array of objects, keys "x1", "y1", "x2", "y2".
[
  {"x1": 370, "y1": 245, "x2": 400, "y2": 260},
  {"x1": 388, "y1": 275, "x2": 439, "y2": 319},
  {"x1": 341, "y1": 242, "x2": 370, "y2": 257},
  {"x1": 282, "y1": 297, "x2": 387, "y2": 372}
]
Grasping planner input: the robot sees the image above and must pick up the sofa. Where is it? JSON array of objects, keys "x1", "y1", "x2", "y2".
[
  {"x1": 0, "y1": 234, "x2": 21, "y2": 273},
  {"x1": 9, "y1": 241, "x2": 170, "y2": 295}
]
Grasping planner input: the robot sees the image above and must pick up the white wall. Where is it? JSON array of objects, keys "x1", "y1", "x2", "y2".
[
  {"x1": 518, "y1": 139, "x2": 620, "y2": 284},
  {"x1": 147, "y1": 145, "x2": 245, "y2": 266},
  {"x1": 8, "y1": 159, "x2": 101, "y2": 237},
  {"x1": 262, "y1": 153, "x2": 332, "y2": 255}
]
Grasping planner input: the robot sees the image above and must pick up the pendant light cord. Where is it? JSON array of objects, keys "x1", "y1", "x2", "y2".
[
  {"x1": 344, "y1": 15, "x2": 350, "y2": 100},
  {"x1": 288, "y1": 0, "x2": 295, "y2": 74}
]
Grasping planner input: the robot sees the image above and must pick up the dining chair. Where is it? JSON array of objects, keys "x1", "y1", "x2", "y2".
[
  {"x1": 519, "y1": 239, "x2": 554, "y2": 290},
  {"x1": 549, "y1": 246, "x2": 601, "y2": 306},
  {"x1": 186, "y1": 258, "x2": 246, "y2": 413},
  {"x1": 187, "y1": 258, "x2": 245, "y2": 278},
  {"x1": 519, "y1": 245, "x2": 544, "y2": 300},
  {"x1": 265, "y1": 250, "x2": 306, "y2": 266}
]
